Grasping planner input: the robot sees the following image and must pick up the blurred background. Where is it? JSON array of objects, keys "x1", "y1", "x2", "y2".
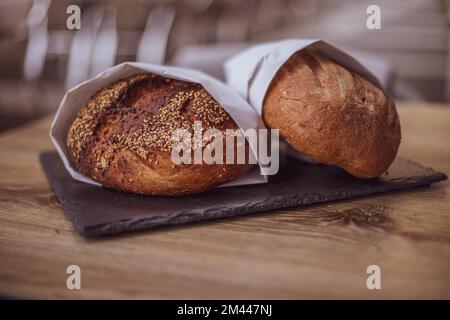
[{"x1": 0, "y1": 0, "x2": 448, "y2": 132}]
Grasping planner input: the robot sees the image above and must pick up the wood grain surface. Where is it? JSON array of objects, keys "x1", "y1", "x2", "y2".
[{"x1": 0, "y1": 102, "x2": 449, "y2": 299}]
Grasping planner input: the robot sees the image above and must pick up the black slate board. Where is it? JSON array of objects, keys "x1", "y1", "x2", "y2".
[{"x1": 40, "y1": 151, "x2": 447, "y2": 237}]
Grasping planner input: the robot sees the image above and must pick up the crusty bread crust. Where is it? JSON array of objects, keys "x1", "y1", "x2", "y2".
[
  {"x1": 67, "y1": 73, "x2": 252, "y2": 195},
  {"x1": 263, "y1": 49, "x2": 401, "y2": 178}
]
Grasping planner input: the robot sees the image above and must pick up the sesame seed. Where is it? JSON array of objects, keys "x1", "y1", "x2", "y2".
[{"x1": 67, "y1": 73, "x2": 234, "y2": 171}]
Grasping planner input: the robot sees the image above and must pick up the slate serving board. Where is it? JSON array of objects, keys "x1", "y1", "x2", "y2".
[{"x1": 40, "y1": 151, "x2": 447, "y2": 237}]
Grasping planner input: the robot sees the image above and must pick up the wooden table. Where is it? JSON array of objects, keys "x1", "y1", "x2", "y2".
[{"x1": 0, "y1": 102, "x2": 449, "y2": 299}]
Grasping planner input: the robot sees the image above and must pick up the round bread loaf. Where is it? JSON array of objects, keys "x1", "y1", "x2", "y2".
[
  {"x1": 263, "y1": 49, "x2": 401, "y2": 178},
  {"x1": 66, "y1": 73, "x2": 253, "y2": 195}
]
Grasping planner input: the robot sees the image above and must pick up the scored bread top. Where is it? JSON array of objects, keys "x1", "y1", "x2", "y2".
[{"x1": 263, "y1": 49, "x2": 401, "y2": 178}]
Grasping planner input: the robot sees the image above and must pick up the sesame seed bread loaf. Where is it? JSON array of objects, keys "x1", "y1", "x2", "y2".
[
  {"x1": 263, "y1": 49, "x2": 401, "y2": 178},
  {"x1": 66, "y1": 74, "x2": 253, "y2": 195}
]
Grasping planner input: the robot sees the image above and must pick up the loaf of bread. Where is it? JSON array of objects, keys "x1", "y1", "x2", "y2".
[
  {"x1": 66, "y1": 74, "x2": 253, "y2": 195},
  {"x1": 263, "y1": 49, "x2": 401, "y2": 178}
]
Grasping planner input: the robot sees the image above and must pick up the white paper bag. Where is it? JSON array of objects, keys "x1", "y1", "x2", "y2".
[{"x1": 50, "y1": 62, "x2": 268, "y2": 188}]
